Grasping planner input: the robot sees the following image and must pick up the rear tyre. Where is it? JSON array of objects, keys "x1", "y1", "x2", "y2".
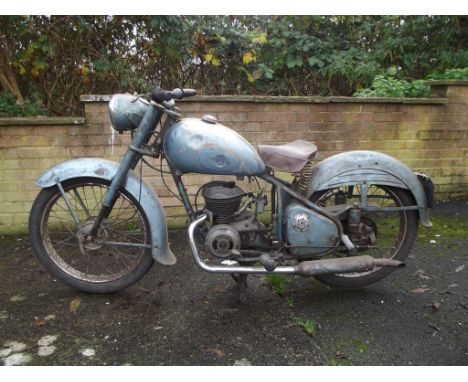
[
  {"x1": 29, "y1": 177, "x2": 154, "y2": 293},
  {"x1": 310, "y1": 185, "x2": 418, "y2": 288}
]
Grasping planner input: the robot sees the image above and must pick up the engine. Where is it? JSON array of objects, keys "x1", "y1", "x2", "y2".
[
  {"x1": 200, "y1": 181, "x2": 340, "y2": 261},
  {"x1": 201, "y1": 181, "x2": 268, "y2": 259}
]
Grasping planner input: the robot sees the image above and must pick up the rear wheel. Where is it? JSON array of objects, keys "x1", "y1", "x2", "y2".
[
  {"x1": 29, "y1": 177, "x2": 154, "y2": 293},
  {"x1": 310, "y1": 185, "x2": 418, "y2": 288}
]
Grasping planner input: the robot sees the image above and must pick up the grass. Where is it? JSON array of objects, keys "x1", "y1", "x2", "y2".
[
  {"x1": 352, "y1": 337, "x2": 367, "y2": 353},
  {"x1": 295, "y1": 317, "x2": 318, "y2": 336},
  {"x1": 329, "y1": 358, "x2": 353, "y2": 366},
  {"x1": 286, "y1": 297, "x2": 295, "y2": 308},
  {"x1": 127, "y1": 221, "x2": 140, "y2": 231},
  {"x1": 265, "y1": 274, "x2": 291, "y2": 296},
  {"x1": 417, "y1": 215, "x2": 468, "y2": 242}
]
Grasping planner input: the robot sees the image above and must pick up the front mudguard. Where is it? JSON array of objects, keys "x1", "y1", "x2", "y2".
[
  {"x1": 305, "y1": 150, "x2": 432, "y2": 227},
  {"x1": 36, "y1": 158, "x2": 176, "y2": 265}
]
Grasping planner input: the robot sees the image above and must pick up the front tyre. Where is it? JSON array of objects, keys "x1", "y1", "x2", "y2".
[
  {"x1": 310, "y1": 185, "x2": 419, "y2": 288},
  {"x1": 29, "y1": 177, "x2": 154, "y2": 293}
]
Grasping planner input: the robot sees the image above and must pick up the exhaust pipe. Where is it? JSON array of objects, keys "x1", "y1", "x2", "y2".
[{"x1": 294, "y1": 255, "x2": 404, "y2": 277}]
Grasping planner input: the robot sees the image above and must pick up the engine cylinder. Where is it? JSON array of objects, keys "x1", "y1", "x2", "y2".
[{"x1": 202, "y1": 181, "x2": 245, "y2": 223}]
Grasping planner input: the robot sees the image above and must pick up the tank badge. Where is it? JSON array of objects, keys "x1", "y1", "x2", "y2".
[{"x1": 293, "y1": 213, "x2": 310, "y2": 232}]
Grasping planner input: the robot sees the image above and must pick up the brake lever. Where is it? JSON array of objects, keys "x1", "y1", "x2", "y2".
[
  {"x1": 133, "y1": 92, "x2": 181, "y2": 118},
  {"x1": 150, "y1": 99, "x2": 181, "y2": 119},
  {"x1": 161, "y1": 99, "x2": 175, "y2": 109}
]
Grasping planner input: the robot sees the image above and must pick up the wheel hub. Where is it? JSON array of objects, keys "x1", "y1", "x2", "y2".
[
  {"x1": 348, "y1": 216, "x2": 378, "y2": 250},
  {"x1": 77, "y1": 218, "x2": 109, "y2": 252}
]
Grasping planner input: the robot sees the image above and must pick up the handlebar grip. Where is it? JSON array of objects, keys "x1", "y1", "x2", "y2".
[
  {"x1": 150, "y1": 87, "x2": 174, "y2": 103},
  {"x1": 151, "y1": 87, "x2": 197, "y2": 103},
  {"x1": 172, "y1": 88, "x2": 197, "y2": 99},
  {"x1": 171, "y1": 88, "x2": 184, "y2": 99},
  {"x1": 182, "y1": 88, "x2": 197, "y2": 97}
]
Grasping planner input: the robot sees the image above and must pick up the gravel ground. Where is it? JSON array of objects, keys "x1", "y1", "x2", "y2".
[{"x1": 0, "y1": 199, "x2": 466, "y2": 366}]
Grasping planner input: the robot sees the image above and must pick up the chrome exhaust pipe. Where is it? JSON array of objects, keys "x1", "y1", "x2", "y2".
[
  {"x1": 294, "y1": 255, "x2": 404, "y2": 277},
  {"x1": 188, "y1": 214, "x2": 403, "y2": 276},
  {"x1": 187, "y1": 214, "x2": 296, "y2": 274}
]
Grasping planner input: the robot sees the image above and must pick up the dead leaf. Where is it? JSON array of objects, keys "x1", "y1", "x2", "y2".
[
  {"x1": 207, "y1": 348, "x2": 225, "y2": 357},
  {"x1": 34, "y1": 319, "x2": 47, "y2": 327},
  {"x1": 410, "y1": 287, "x2": 431, "y2": 294},
  {"x1": 69, "y1": 297, "x2": 81, "y2": 313},
  {"x1": 415, "y1": 269, "x2": 431, "y2": 280},
  {"x1": 10, "y1": 294, "x2": 27, "y2": 302}
]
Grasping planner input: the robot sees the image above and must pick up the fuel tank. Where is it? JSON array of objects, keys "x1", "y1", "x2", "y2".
[{"x1": 164, "y1": 118, "x2": 266, "y2": 176}]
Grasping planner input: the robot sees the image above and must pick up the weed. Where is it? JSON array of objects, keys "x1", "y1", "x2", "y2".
[
  {"x1": 286, "y1": 297, "x2": 295, "y2": 308},
  {"x1": 127, "y1": 221, "x2": 140, "y2": 231},
  {"x1": 295, "y1": 317, "x2": 318, "y2": 336},
  {"x1": 329, "y1": 358, "x2": 353, "y2": 366},
  {"x1": 352, "y1": 337, "x2": 367, "y2": 353},
  {"x1": 353, "y1": 75, "x2": 430, "y2": 98},
  {"x1": 265, "y1": 274, "x2": 290, "y2": 295},
  {"x1": 417, "y1": 216, "x2": 468, "y2": 242}
]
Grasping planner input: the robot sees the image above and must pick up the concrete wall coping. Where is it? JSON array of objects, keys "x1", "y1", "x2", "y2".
[
  {"x1": 0, "y1": 116, "x2": 85, "y2": 126},
  {"x1": 425, "y1": 80, "x2": 468, "y2": 86},
  {"x1": 80, "y1": 94, "x2": 448, "y2": 105}
]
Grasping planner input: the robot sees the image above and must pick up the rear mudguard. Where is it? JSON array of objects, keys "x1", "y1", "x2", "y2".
[
  {"x1": 305, "y1": 150, "x2": 432, "y2": 227},
  {"x1": 36, "y1": 158, "x2": 176, "y2": 265}
]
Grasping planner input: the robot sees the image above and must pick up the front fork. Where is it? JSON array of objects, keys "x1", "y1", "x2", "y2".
[{"x1": 88, "y1": 105, "x2": 164, "y2": 237}]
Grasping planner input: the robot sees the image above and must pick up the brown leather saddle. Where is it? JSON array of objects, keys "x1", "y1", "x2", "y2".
[{"x1": 257, "y1": 140, "x2": 317, "y2": 173}]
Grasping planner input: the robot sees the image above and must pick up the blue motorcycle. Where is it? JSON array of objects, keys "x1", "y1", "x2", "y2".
[{"x1": 29, "y1": 88, "x2": 434, "y2": 298}]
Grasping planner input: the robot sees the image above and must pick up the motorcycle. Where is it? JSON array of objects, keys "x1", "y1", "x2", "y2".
[{"x1": 28, "y1": 87, "x2": 434, "y2": 300}]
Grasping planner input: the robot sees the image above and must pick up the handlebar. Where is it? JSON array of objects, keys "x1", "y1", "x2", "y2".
[{"x1": 150, "y1": 87, "x2": 197, "y2": 103}]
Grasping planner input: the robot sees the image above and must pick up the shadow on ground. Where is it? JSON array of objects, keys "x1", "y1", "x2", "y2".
[{"x1": 0, "y1": 199, "x2": 467, "y2": 365}]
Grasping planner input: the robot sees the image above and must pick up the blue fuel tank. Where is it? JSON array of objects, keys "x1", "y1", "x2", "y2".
[{"x1": 163, "y1": 118, "x2": 266, "y2": 176}]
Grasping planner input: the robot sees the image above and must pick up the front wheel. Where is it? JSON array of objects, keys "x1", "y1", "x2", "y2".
[
  {"x1": 29, "y1": 177, "x2": 154, "y2": 293},
  {"x1": 310, "y1": 185, "x2": 419, "y2": 288}
]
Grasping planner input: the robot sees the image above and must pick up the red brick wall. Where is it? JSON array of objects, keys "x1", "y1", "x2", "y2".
[{"x1": 0, "y1": 82, "x2": 467, "y2": 234}]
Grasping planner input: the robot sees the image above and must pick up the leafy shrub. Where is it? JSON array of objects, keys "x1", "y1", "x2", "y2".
[
  {"x1": 0, "y1": 92, "x2": 44, "y2": 117},
  {"x1": 405, "y1": 80, "x2": 433, "y2": 97},
  {"x1": 426, "y1": 67, "x2": 468, "y2": 80},
  {"x1": 353, "y1": 75, "x2": 430, "y2": 98},
  {"x1": 354, "y1": 67, "x2": 468, "y2": 98},
  {"x1": 3, "y1": 16, "x2": 467, "y2": 115}
]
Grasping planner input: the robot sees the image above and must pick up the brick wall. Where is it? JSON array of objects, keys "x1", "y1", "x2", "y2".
[{"x1": 0, "y1": 81, "x2": 467, "y2": 234}]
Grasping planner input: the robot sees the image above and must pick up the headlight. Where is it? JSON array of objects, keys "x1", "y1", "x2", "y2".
[{"x1": 108, "y1": 94, "x2": 149, "y2": 132}]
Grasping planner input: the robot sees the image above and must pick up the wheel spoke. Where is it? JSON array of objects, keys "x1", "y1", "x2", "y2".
[{"x1": 71, "y1": 188, "x2": 92, "y2": 219}]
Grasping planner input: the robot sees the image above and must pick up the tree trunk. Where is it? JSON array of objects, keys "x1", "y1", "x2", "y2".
[{"x1": 0, "y1": 42, "x2": 25, "y2": 105}]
